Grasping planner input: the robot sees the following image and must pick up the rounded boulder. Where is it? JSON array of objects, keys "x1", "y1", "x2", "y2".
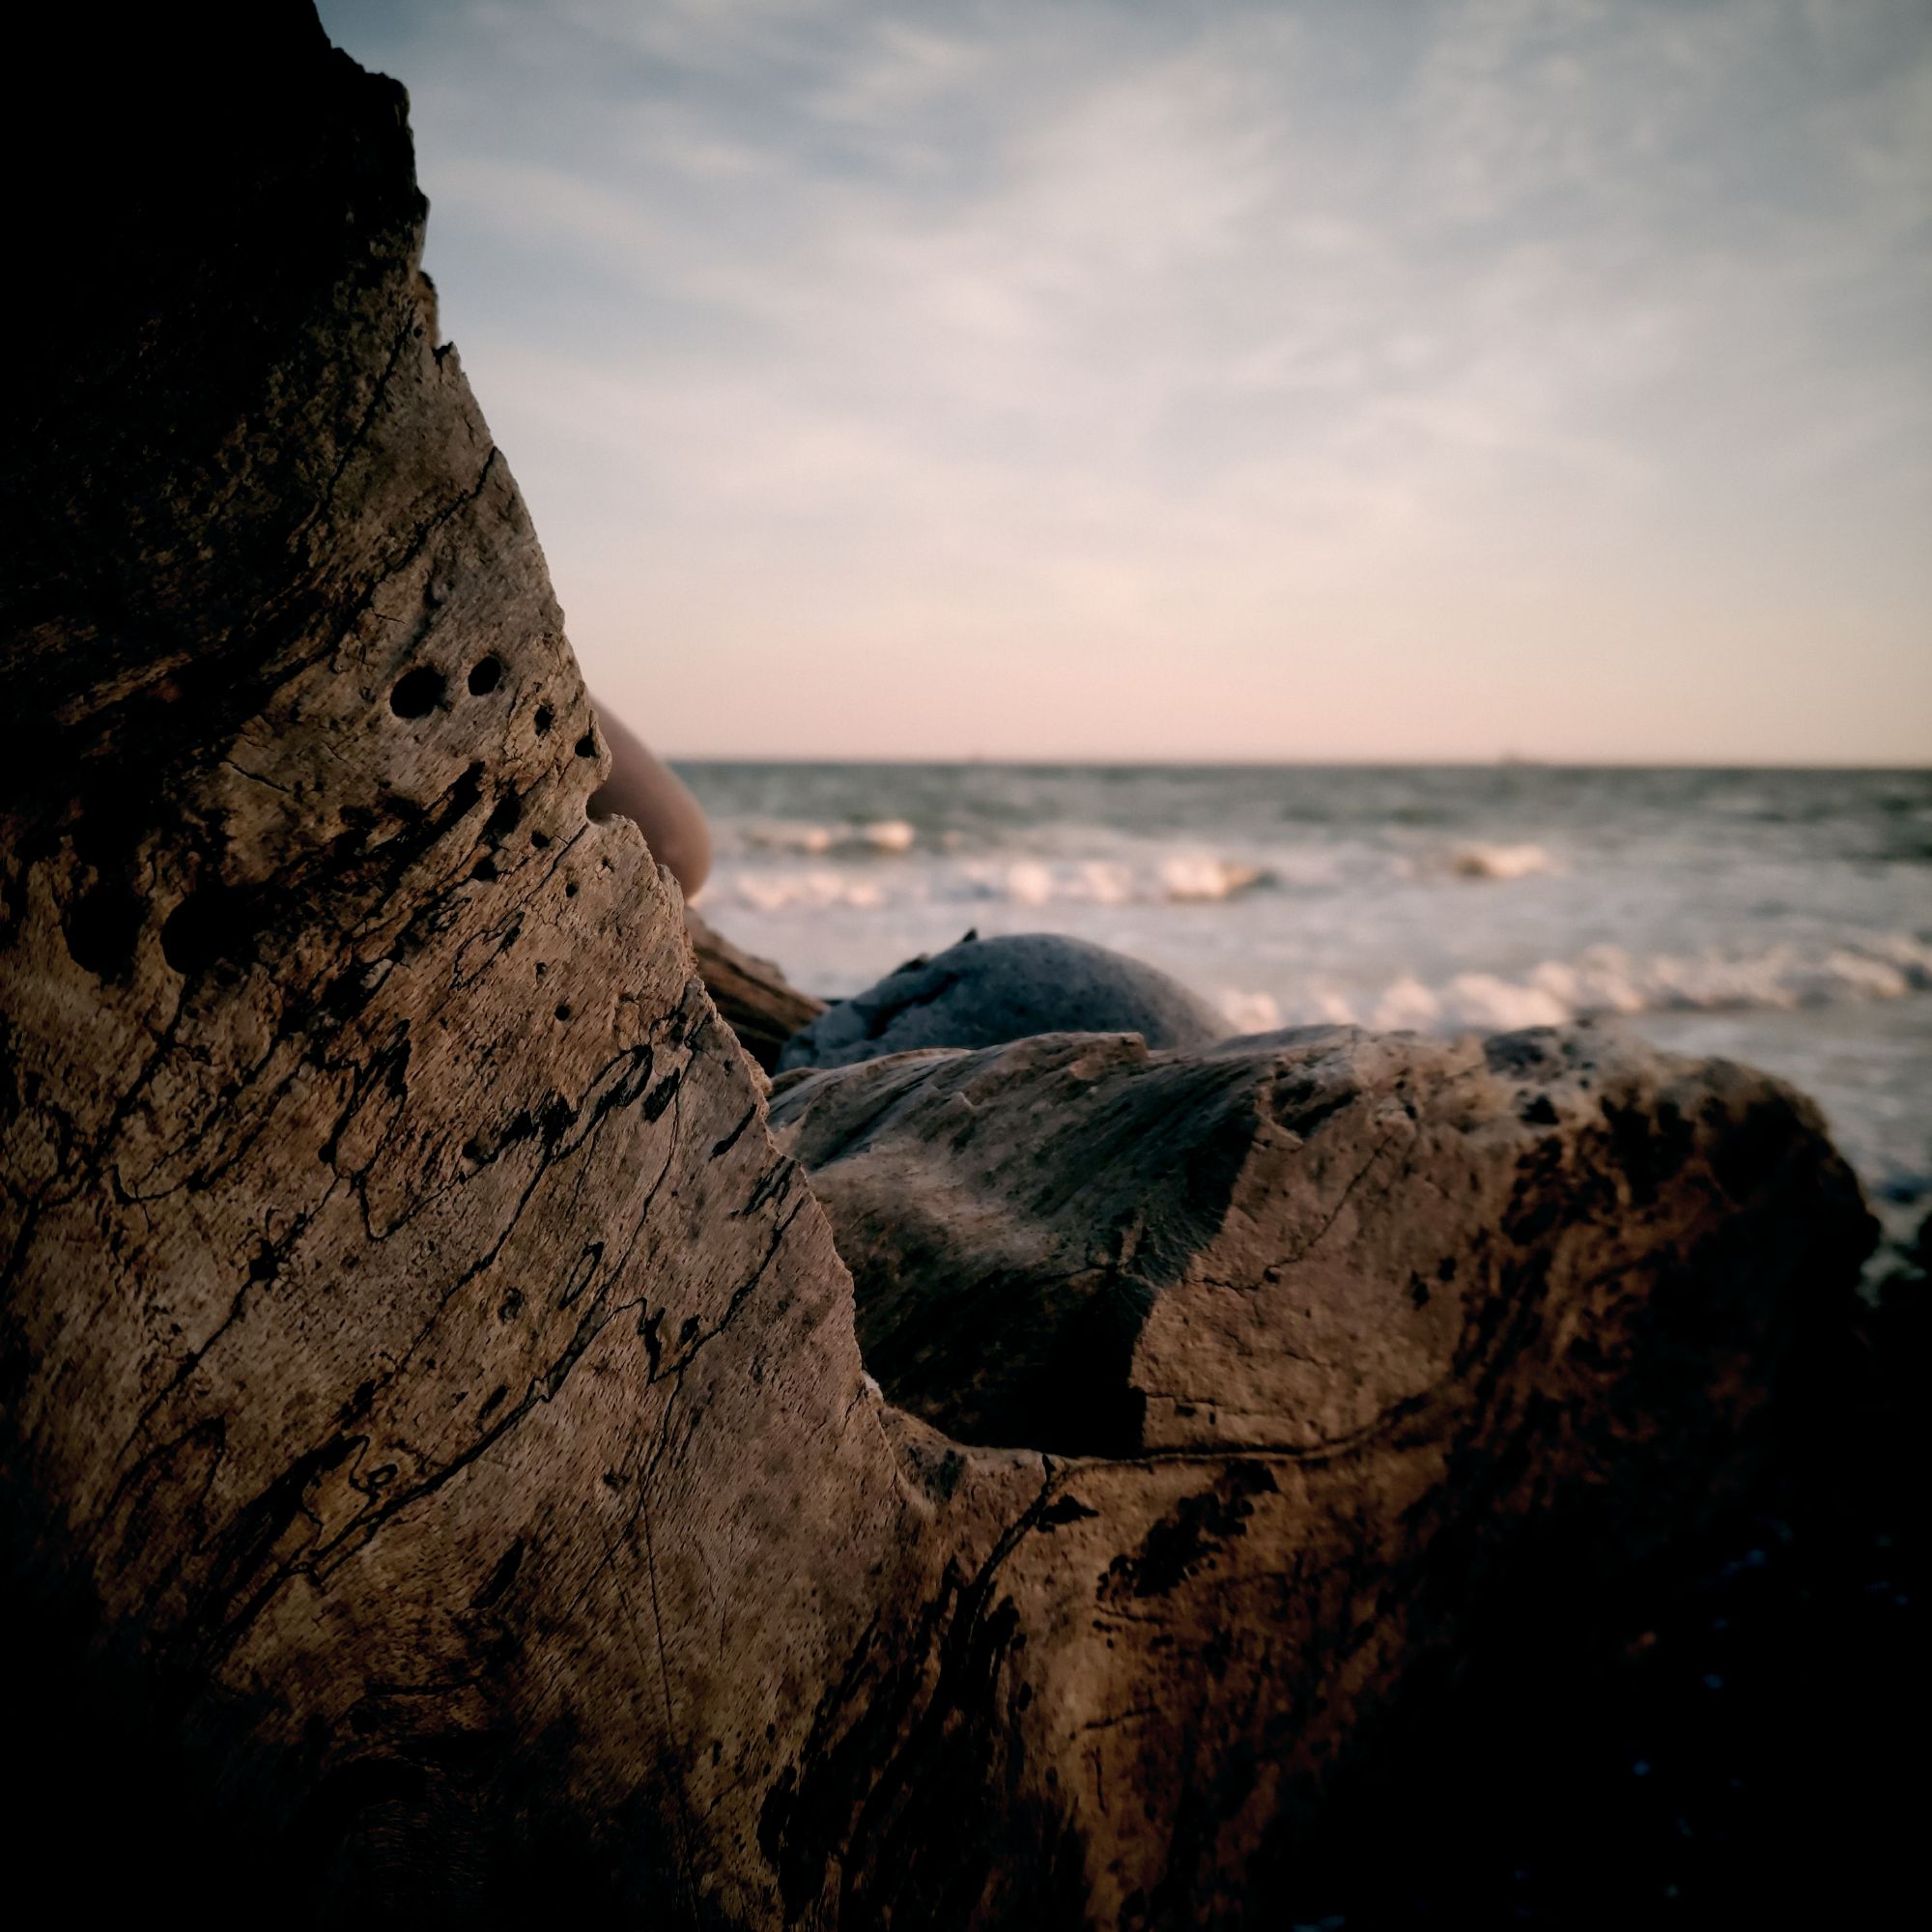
[{"x1": 777, "y1": 930, "x2": 1228, "y2": 1071}]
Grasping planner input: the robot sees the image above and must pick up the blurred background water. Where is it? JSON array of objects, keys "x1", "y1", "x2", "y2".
[{"x1": 680, "y1": 761, "x2": 1932, "y2": 1255}]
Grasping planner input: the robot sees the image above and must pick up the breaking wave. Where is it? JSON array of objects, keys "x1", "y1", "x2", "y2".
[
  {"x1": 1446, "y1": 841, "x2": 1560, "y2": 882},
  {"x1": 712, "y1": 830, "x2": 1577, "y2": 915},
  {"x1": 734, "y1": 817, "x2": 919, "y2": 858},
  {"x1": 682, "y1": 763, "x2": 1932, "y2": 1234},
  {"x1": 716, "y1": 848, "x2": 1276, "y2": 913},
  {"x1": 1217, "y1": 934, "x2": 1932, "y2": 1037}
]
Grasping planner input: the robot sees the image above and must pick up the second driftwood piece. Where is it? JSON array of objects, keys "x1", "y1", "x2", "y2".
[
  {"x1": 774, "y1": 1021, "x2": 1865, "y2": 1453},
  {"x1": 686, "y1": 909, "x2": 826, "y2": 1071},
  {"x1": 759, "y1": 1020, "x2": 1870, "y2": 1918}
]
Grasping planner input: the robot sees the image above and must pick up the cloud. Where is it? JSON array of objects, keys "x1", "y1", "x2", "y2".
[{"x1": 318, "y1": 0, "x2": 1932, "y2": 759}]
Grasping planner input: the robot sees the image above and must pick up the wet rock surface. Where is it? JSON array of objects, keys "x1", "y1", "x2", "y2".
[{"x1": 776, "y1": 929, "x2": 1227, "y2": 1071}]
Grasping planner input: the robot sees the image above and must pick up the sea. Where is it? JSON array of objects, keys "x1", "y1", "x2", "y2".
[{"x1": 677, "y1": 762, "x2": 1932, "y2": 1274}]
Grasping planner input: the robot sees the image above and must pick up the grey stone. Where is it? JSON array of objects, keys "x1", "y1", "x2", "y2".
[{"x1": 776, "y1": 930, "x2": 1227, "y2": 1071}]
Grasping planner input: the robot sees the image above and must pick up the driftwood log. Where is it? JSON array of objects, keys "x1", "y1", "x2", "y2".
[
  {"x1": 0, "y1": 9, "x2": 1873, "y2": 1925},
  {"x1": 686, "y1": 912, "x2": 826, "y2": 1075},
  {"x1": 769, "y1": 1024, "x2": 1863, "y2": 1462}
]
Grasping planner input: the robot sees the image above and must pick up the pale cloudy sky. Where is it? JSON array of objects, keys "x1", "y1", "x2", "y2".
[{"x1": 314, "y1": 0, "x2": 1931, "y2": 762}]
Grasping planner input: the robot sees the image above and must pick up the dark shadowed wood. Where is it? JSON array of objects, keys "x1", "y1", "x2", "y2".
[{"x1": 2, "y1": 11, "x2": 912, "y2": 1916}]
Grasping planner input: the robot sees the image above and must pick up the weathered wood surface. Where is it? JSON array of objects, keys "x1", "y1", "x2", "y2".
[
  {"x1": 3, "y1": 11, "x2": 912, "y2": 1917},
  {"x1": 770, "y1": 1024, "x2": 1866, "y2": 1462},
  {"x1": 0, "y1": 9, "x2": 1874, "y2": 1926},
  {"x1": 766, "y1": 1024, "x2": 1873, "y2": 1920},
  {"x1": 687, "y1": 911, "x2": 826, "y2": 1074}
]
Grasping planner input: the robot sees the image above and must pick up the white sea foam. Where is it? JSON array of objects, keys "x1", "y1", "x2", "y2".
[
  {"x1": 1440, "y1": 974, "x2": 1574, "y2": 1029},
  {"x1": 717, "y1": 833, "x2": 1561, "y2": 914},
  {"x1": 730, "y1": 868, "x2": 890, "y2": 913},
  {"x1": 1449, "y1": 841, "x2": 1560, "y2": 882},
  {"x1": 933, "y1": 852, "x2": 1264, "y2": 909},
  {"x1": 1370, "y1": 975, "x2": 1445, "y2": 1031},
  {"x1": 861, "y1": 818, "x2": 917, "y2": 853},
  {"x1": 739, "y1": 819, "x2": 838, "y2": 856},
  {"x1": 1263, "y1": 936, "x2": 1932, "y2": 1037},
  {"x1": 735, "y1": 817, "x2": 919, "y2": 859},
  {"x1": 1001, "y1": 860, "x2": 1055, "y2": 908},
  {"x1": 1158, "y1": 855, "x2": 1267, "y2": 901},
  {"x1": 1219, "y1": 988, "x2": 1285, "y2": 1033},
  {"x1": 1368, "y1": 971, "x2": 1574, "y2": 1032},
  {"x1": 1265, "y1": 850, "x2": 1352, "y2": 891},
  {"x1": 1547, "y1": 939, "x2": 1931, "y2": 1015}
]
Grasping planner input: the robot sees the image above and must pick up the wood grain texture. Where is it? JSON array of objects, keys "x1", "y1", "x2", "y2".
[
  {"x1": 2, "y1": 13, "x2": 907, "y2": 1918},
  {"x1": 766, "y1": 1024, "x2": 1872, "y2": 1923}
]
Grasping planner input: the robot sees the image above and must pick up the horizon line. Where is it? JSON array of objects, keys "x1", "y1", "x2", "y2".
[{"x1": 656, "y1": 753, "x2": 1932, "y2": 773}]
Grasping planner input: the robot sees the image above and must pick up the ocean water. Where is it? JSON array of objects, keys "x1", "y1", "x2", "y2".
[{"x1": 678, "y1": 762, "x2": 1932, "y2": 1258}]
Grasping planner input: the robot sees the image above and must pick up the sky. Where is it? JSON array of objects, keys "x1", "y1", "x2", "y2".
[{"x1": 313, "y1": 0, "x2": 1932, "y2": 763}]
